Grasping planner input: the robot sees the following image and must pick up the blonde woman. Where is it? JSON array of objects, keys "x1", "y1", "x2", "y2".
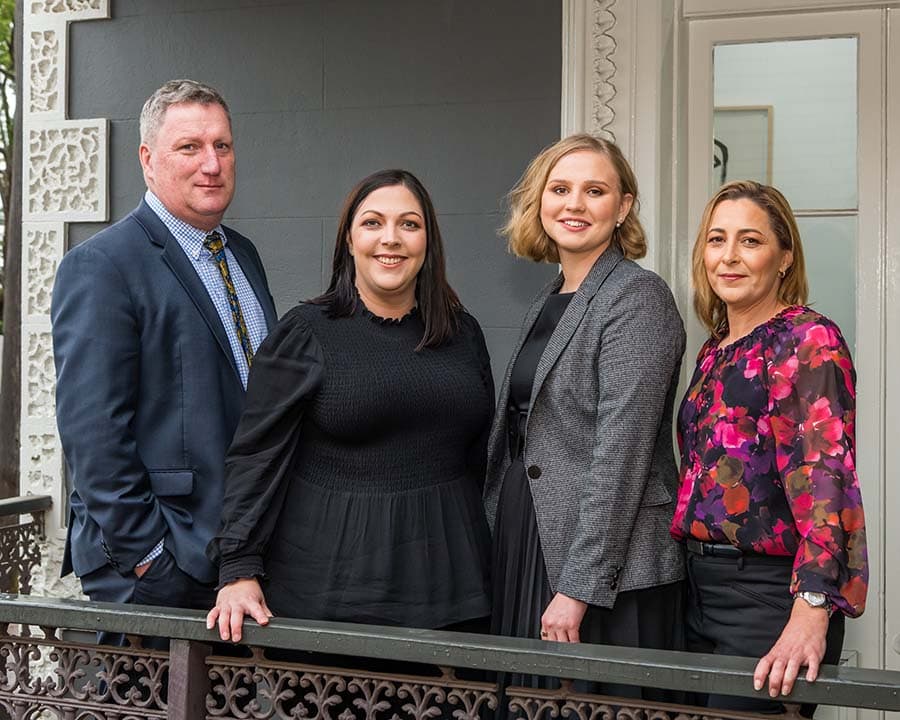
[{"x1": 484, "y1": 134, "x2": 686, "y2": 702}]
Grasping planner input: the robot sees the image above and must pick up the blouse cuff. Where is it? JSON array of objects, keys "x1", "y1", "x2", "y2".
[
  {"x1": 791, "y1": 575, "x2": 860, "y2": 619},
  {"x1": 217, "y1": 554, "x2": 266, "y2": 591}
]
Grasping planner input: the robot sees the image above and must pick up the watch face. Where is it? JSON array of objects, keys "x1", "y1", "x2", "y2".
[{"x1": 801, "y1": 592, "x2": 826, "y2": 606}]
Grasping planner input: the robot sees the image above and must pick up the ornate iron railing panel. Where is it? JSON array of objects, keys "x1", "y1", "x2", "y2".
[
  {"x1": 207, "y1": 648, "x2": 498, "y2": 719},
  {"x1": 0, "y1": 495, "x2": 51, "y2": 595},
  {"x1": 0, "y1": 623, "x2": 167, "y2": 719}
]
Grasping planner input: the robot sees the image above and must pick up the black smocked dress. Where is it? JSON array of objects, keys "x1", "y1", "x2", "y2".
[
  {"x1": 208, "y1": 301, "x2": 494, "y2": 632},
  {"x1": 491, "y1": 292, "x2": 681, "y2": 707}
]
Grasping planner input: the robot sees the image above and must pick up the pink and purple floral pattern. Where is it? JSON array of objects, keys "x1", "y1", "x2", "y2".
[{"x1": 671, "y1": 306, "x2": 868, "y2": 617}]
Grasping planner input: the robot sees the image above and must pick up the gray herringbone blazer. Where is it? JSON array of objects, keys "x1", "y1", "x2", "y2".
[{"x1": 484, "y1": 247, "x2": 686, "y2": 608}]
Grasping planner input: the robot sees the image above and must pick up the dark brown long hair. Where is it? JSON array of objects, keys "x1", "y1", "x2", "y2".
[{"x1": 311, "y1": 169, "x2": 462, "y2": 349}]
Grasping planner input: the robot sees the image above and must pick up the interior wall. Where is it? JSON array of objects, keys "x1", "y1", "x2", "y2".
[{"x1": 66, "y1": 0, "x2": 563, "y2": 382}]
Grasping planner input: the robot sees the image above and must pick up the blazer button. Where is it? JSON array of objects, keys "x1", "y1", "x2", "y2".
[{"x1": 527, "y1": 465, "x2": 542, "y2": 479}]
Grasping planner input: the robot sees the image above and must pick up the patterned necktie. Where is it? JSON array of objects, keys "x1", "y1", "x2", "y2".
[{"x1": 203, "y1": 231, "x2": 254, "y2": 368}]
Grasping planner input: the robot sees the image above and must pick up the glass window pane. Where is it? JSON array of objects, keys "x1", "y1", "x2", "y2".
[
  {"x1": 713, "y1": 38, "x2": 857, "y2": 210},
  {"x1": 796, "y1": 215, "x2": 856, "y2": 352}
]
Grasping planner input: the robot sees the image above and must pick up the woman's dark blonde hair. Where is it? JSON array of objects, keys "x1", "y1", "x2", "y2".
[
  {"x1": 503, "y1": 134, "x2": 646, "y2": 262},
  {"x1": 692, "y1": 180, "x2": 809, "y2": 338}
]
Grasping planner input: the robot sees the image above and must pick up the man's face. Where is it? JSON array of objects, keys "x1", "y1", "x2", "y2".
[{"x1": 139, "y1": 102, "x2": 235, "y2": 231}]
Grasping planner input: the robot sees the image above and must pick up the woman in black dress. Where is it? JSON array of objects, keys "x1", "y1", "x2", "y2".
[
  {"x1": 206, "y1": 169, "x2": 493, "y2": 643},
  {"x1": 484, "y1": 135, "x2": 686, "y2": 708}
]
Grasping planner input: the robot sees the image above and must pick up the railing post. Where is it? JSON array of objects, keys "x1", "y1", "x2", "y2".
[{"x1": 168, "y1": 638, "x2": 212, "y2": 720}]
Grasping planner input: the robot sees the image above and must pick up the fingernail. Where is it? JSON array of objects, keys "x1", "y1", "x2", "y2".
[
  {"x1": 770, "y1": 689, "x2": 778, "y2": 698},
  {"x1": 753, "y1": 680, "x2": 762, "y2": 691}
]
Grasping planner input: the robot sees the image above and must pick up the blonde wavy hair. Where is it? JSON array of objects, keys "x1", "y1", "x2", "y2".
[
  {"x1": 502, "y1": 134, "x2": 646, "y2": 263},
  {"x1": 692, "y1": 180, "x2": 809, "y2": 338}
]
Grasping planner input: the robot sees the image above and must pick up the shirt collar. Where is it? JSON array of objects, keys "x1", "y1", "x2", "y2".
[{"x1": 144, "y1": 190, "x2": 226, "y2": 260}]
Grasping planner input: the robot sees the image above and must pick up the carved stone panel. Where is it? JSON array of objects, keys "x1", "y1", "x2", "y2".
[
  {"x1": 28, "y1": 28, "x2": 61, "y2": 115},
  {"x1": 25, "y1": 332, "x2": 56, "y2": 419},
  {"x1": 25, "y1": 121, "x2": 108, "y2": 222},
  {"x1": 24, "y1": 224, "x2": 63, "y2": 318},
  {"x1": 29, "y1": 0, "x2": 109, "y2": 20},
  {"x1": 591, "y1": 0, "x2": 617, "y2": 138}
]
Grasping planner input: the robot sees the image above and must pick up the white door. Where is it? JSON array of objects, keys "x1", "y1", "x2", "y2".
[
  {"x1": 686, "y1": 9, "x2": 893, "y2": 715},
  {"x1": 885, "y1": 6, "x2": 900, "y2": 685}
]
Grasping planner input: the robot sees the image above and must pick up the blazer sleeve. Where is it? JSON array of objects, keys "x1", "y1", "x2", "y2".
[
  {"x1": 52, "y1": 243, "x2": 167, "y2": 574},
  {"x1": 207, "y1": 308, "x2": 324, "y2": 587},
  {"x1": 556, "y1": 272, "x2": 685, "y2": 606}
]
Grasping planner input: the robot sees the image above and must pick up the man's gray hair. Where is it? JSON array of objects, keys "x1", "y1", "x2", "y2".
[{"x1": 139, "y1": 79, "x2": 231, "y2": 146}]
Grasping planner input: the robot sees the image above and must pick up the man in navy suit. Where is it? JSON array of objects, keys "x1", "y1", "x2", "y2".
[{"x1": 52, "y1": 79, "x2": 277, "y2": 615}]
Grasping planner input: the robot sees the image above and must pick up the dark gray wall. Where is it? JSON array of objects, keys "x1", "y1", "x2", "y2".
[{"x1": 68, "y1": 0, "x2": 561, "y2": 382}]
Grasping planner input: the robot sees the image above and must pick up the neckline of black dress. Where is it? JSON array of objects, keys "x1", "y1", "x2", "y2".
[{"x1": 357, "y1": 302, "x2": 419, "y2": 326}]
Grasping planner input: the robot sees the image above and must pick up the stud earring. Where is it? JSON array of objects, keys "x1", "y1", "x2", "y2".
[{"x1": 778, "y1": 268, "x2": 786, "y2": 279}]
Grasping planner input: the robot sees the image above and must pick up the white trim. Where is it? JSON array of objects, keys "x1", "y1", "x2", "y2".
[
  {"x1": 560, "y1": 0, "x2": 618, "y2": 138},
  {"x1": 684, "y1": 0, "x2": 900, "y2": 18},
  {"x1": 884, "y1": 5, "x2": 900, "y2": 675}
]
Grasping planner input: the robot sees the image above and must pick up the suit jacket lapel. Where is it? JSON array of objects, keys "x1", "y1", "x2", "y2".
[
  {"x1": 528, "y1": 247, "x2": 624, "y2": 410},
  {"x1": 225, "y1": 230, "x2": 278, "y2": 331},
  {"x1": 133, "y1": 201, "x2": 241, "y2": 383}
]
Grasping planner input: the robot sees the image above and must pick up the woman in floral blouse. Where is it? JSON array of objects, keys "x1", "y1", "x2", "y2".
[{"x1": 671, "y1": 181, "x2": 867, "y2": 715}]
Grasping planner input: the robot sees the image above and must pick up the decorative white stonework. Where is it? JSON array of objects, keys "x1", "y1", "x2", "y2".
[
  {"x1": 24, "y1": 224, "x2": 63, "y2": 318},
  {"x1": 28, "y1": 29, "x2": 60, "y2": 115},
  {"x1": 30, "y1": 0, "x2": 107, "y2": 19},
  {"x1": 21, "y1": 0, "x2": 111, "y2": 598},
  {"x1": 591, "y1": 0, "x2": 617, "y2": 138},
  {"x1": 561, "y1": 0, "x2": 618, "y2": 138},
  {"x1": 25, "y1": 332, "x2": 55, "y2": 420},
  {"x1": 27, "y1": 433, "x2": 58, "y2": 493},
  {"x1": 25, "y1": 122, "x2": 107, "y2": 221}
]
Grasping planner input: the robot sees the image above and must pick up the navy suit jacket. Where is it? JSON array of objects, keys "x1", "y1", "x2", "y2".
[{"x1": 52, "y1": 200, "x2": 277, "y2": 585}]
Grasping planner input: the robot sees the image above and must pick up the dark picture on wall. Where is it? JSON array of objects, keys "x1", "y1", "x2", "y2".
[{"x1": 712, "y1": 105, "x2": 773, "y2": 188}]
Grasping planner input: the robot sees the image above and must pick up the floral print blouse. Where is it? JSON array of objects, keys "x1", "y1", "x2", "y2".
[{"x1": 670, "y1": 306, "x2": 867, "y2": 617}]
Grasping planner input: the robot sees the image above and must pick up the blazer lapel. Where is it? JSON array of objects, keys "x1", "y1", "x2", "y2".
[
  {"x1": 225, "y1": 230, "x2": 278, "y2": 331},
  {"x1": 528, "y1": 247, "x2": 624, "y2": 410},
  {"x1": 133, "y1": 201, "x2": 241, "y2": 383}
]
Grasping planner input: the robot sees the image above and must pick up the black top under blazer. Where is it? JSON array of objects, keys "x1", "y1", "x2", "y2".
[{"x1": 483, "y1": 247, "x2": 687, "y2": 608}]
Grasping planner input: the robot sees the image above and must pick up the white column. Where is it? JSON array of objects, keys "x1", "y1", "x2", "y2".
[{"x1": 20, "y1": 0, "x2": 110, "y2": 598}]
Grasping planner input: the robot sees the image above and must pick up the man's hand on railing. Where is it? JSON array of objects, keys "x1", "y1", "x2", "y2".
[{"x1": 206, "y1": 577, "x2": 274, "y2": 642}]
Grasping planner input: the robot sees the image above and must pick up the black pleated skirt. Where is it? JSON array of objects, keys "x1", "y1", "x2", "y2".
[{"x1": 490, "y1": 458, "x2": 685, "y2": 716}]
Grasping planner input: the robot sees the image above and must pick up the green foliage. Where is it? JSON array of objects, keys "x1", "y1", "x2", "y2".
[
  {"x1": 0, "y1": 0, "x2": 12, "y2": 296},
  {"x1": 0, "y1": 0, "x2": 11, "y2": 75},
  {"x1": 0, "y1": 0, "x2": 13, "y2": 181}
]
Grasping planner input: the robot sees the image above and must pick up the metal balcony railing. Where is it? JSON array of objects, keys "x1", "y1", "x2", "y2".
[
  {"x1": 0, "y1": 594, "x2": 897, "y2": 720},
  {"x1": 0, "y1": 495, "x2": 51, "y2": 595}
]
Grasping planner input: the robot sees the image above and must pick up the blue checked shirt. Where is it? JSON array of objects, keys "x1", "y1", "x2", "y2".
[{"x1": 137, "y1": 191, "x2": 269, "y2": 570}]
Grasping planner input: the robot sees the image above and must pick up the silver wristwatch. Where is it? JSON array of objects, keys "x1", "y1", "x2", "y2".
[{"x1": 796, "y1": 591, "x2": 833, "y2": 616}]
